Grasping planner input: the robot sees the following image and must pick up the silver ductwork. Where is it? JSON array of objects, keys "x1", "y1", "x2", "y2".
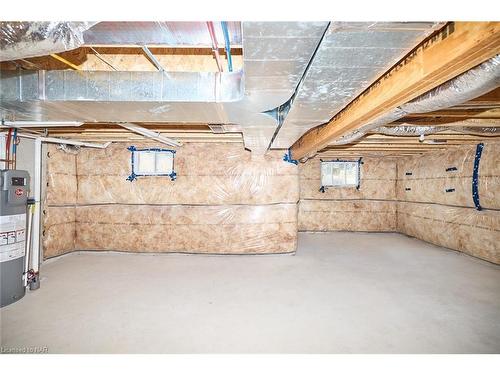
[
  {"x1": 1, "y1": 70, "x2": 243, "y2": 103},
  {"x1": 333, "y1": 55, "x2": 500, "y2": 145},
  {"x1": 0, "y1": 22, "x2": 96, "y2": 62},
  {"x1": 0, "y1": 22, "x2": 242, "y2": 62},
  {"x1": 7, "y1": 22, "x2": 494, "y2": 153},
  {"x1": 235, "y1": 22, "x2": 329, "y2": 151},
  {"x1": 270, "y1": 22, "x2": 444, "y2": 148},
  {"x1": 0, "y1": 22, "x2": 329, "y2": 154},
  {"x1": 82, "y1": 22, "x2": 242, "y2": 47},
  {"x1": 0, "y1": 70, "x2": 243, "y2": 123}
]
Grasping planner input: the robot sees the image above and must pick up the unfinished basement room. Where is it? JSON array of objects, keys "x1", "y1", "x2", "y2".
[{"x1": 1, "y1": 13, "x2": 500, "y2": 361}]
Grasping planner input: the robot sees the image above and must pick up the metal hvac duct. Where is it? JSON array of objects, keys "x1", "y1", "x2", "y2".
[
  {"x1": 0, "y1": 22, "x2": 329, "y2": 154},
  {"x1": 82, "y1": 21, "x2": 242, "y2": 47},
  {"x1": 0, "y1": 22, "x2": 241, "y2": 62}
]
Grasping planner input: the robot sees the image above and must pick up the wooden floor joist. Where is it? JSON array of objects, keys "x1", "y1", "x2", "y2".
[{"x1": 289, "y1": 22, "x2": 500, "y2": 161}]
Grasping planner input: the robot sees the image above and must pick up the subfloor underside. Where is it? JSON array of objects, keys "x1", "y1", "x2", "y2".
[{"x1": 1, "y1": 232, "x2": 500, "y2": 353}]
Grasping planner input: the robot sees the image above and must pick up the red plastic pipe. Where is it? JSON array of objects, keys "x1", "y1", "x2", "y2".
[
  {"x1": 5, "y1": 128, "x2": 12, "y2": 169},
  {"x1": 206, "y1": 21, "x2": 224, "y2": 72}
]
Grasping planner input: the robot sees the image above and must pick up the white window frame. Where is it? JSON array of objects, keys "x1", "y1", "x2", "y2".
[
  {"x1": 134, "y1": 150, "x2": 174, "y2": 176},
  {"x1": 320, "y1": 160, "x2": 360, "y2": 188},
  {"x1": 127, "y1": 146, "x2": 176, "y2": 181}
]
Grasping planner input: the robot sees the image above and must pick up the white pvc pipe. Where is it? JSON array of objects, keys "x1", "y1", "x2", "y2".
[
  {"x1": 14, "y1": 133, "x2": 111, "y2": 149},
  {"x1": 1, "y1": 121, "x2": 83, "y2": 128},
  {"x1": 31, "y1": 138, "x2": 42, "y2": 275},
  {"x1": 120, "y1": 123, "x2": 182, "y2": 147},
  {"x1": 23, "y1": 204, "x2": 33, "y2": 287}
]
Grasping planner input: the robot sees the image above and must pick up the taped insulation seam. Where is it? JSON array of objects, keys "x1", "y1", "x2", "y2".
[
  {"x1": 333, "y1": 55, "x2": 500, "y2": 145},
  {"x1": 0, "y1": 22, "x2": 97, "y2": 62},
  {"x1": 43, "y1": 143, "x2": 299, "y2": 257}
]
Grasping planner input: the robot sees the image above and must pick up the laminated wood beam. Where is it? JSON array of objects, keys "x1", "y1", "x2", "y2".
[{"x1": 290, "y1": 22, "x2": 500, "y2": 161}]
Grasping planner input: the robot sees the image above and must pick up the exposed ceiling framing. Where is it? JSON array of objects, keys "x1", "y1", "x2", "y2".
[
  {"x1": 289, "y1": 22, "x2": 500, "y2": 160},
  {"x1": 1, "y1": 21, "x2": 499, "y2": 159}
]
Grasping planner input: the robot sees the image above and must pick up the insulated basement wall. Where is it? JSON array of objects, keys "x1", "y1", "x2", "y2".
[
  {"x1": 298, "y1": 142, "x2": 499, "y2": 264},
  {"x1": 42, "y1": 144, "x2": 77, "y2": 258},
  {"x1": 299, "y1": 157, "x2": 397, "y2": 231},
  {"x1": 43, "y1": 142, "x2": 299, "y2": 257},
  {"x1": 397, "y1": 142, "x2": 500, "y2": 264}
]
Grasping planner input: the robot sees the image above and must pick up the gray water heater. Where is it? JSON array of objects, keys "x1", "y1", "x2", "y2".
[{"x1": 0, "y1": 169, "x2": 30, "y2": 307}]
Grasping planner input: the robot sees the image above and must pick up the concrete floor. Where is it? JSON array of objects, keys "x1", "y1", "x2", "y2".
[{"x1": 1, "y1": 232, "x2": 500, "y2": 353}]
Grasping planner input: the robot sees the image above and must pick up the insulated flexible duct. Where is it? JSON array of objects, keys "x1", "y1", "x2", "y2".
[
  {"x1": 0, "y1": 22, "x2": 96, "y2": 61},
  {"x1": 333, "y1": 55, "x2": 500, "y2": 145},
  {"x1": 373, "y1": 124, "x2": 499, "y2": 137}
]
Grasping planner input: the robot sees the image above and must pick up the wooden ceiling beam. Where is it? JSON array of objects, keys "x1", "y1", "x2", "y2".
[{"x1": 289, "y1": 22, "x2": 500, "y2": 161}]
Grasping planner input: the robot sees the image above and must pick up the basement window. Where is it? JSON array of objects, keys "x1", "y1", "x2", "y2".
[
  {"x1": 126, "y1": 146, "x2": 176, "y2": 181},
  {"x1": 320, "y1": 160, "x2": 360, "y2": 188}
]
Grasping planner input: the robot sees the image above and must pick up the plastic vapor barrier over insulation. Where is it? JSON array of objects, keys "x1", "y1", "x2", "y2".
[
  {"x1": 299, "y1": 157, "x2": 398, "y2": 232},
  {"x1": 298, "y1": 142, "x2": 499, "y2": 264},
  {"x1": 42, "y1": 145, "x2": 77, "y2": 258},
  {"x1": 0, "y1": 21, "x2": 96, "y2": 61},
  {"x1": 397, "y1": 202, "x2": 499, "y2": 264},
  {"x1": 335, "y1": 55, "x2": 500, "y2": 145},
  {"x1": 396, "y1": 143, "x2": 499, "y2": 210},
  {"x1": 43, "y1": 143, "x2": 299, "y2": 258}
]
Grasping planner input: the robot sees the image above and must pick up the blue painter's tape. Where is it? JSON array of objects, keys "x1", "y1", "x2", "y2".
[
  {"x1": 320, "y1": 157, "x2": 363, "y2": 191},
  {"x1": 356, "y1": 157, "x2": 362, "y2": 190},
  {"x1": 472, "y1": 143, "x2": 484, "y2": 211},
  {"x1": 283, "y1": 150, "x2": 298, "y2": 165},
  {"x1": 126, "y1": 145, "x2": 177, "y2": 182}
]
